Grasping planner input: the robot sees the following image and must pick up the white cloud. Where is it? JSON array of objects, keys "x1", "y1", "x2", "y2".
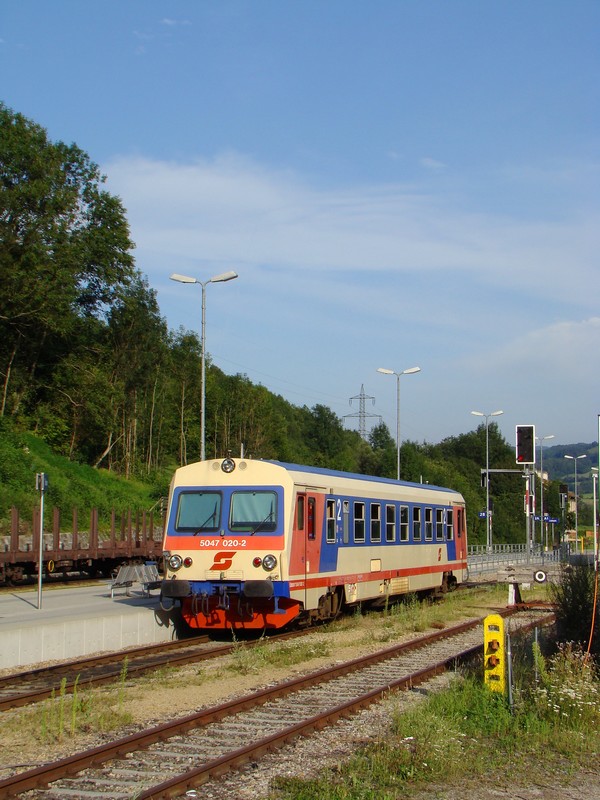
[
  {"x1": 105, "y1": 152, "x2": 600, "y2": 314},
  {"x1": 420, "y1": 157, "x2": 446, "y2": 170},
  {"x1": 481, "y1": 317, "x2": 600, "y2": 377},
  {"x1": 160, "y1": 18, "x2": 192, "y2": 27},
  {"x1": 101, "y1": 152, "x2": 600, "y2": 444}
]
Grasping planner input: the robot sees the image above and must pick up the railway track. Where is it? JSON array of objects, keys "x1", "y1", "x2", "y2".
[
  {"x1": 0, "y1": 629, "x2": 316, "y2": 712},
  {"x1": 0, "y1": 607, "x2": 554, "y2": 799},
  {"x1": 0, "y1": 635, "x2": 217, "y2": 711}
]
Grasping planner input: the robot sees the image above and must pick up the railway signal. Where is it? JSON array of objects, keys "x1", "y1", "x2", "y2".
[
  {"x1": 515, "y1": 424, "x2": 535, "y2": 465},
  {"x1": 483, "y1": 613, "x2": 506, "y2": 694}
]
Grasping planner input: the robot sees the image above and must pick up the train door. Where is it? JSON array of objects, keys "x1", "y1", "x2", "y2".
[
  {"x1": 289, "y1": 490, "x2": 325, "y2": 609},
  {"x1": 454, "y1": 505, "x2": 468, "y2": 565}
]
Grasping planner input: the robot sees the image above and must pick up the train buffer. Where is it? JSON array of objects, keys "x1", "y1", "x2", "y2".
[{"x1": 110, "y1": 562, "x2": 161, "y2": 599}]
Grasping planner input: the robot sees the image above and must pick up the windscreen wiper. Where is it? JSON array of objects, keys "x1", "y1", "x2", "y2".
[
  {"x1": 250, "y1": 507, "x2": 275, "y2": 536},
  {"x1": 193, "y1": 503, "x2": 219, "y2": 535}
]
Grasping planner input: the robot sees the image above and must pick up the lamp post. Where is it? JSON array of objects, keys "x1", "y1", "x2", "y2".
[
  {"x1": 471, "y1": 409, "x2": 504, "y2": 551},
  {"x1": 537, "y1": 434, "x2": 554, "y2": 551},
  {"x1": 564, "y1": 454, "x2": 587, "y2": 552},
  {"x1": 170, "y1": 270, "x2": 238, "y2": 461},
  {"x1": 376, "y1": 366, "x2": 421, "y2": 480}
]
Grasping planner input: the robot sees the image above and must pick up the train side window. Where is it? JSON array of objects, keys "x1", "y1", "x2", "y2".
[
  {"x1": 436, "y1": 508, "x2": 444, "y2": 540},
  {"x1": 457, "y1": 508, "x2": 464, "y2": 538},
  {"x1": 370, "y1": 503, "x2": 381, "y2": 542},
  {"x1": 447, "y1": 508, "x2": 454, "y2": 540},
  {"x1": 326, "y1": 499, "x2": 336, "y2": 543},
  {"x1": 385, "y1": 504, "x2": 396, "y2": 542},
  {"x1": 296, "y1": 495, "x2": 305, "y2": 530},
  {"x1": 307, "y1": 497, "x2": 316, "y2": 540},
  {"x1": 400, "y1": 505, "x2": 409, "y2": 541},
  {"x1": 412, "y1": 506, "x2": 421, "y2": 541},
  {"x1": 425, "y1": 507, "x2": 433, "y2": 541},
  {"x1": 354, "y1": 501, "x2": 365, "y2": 542}
]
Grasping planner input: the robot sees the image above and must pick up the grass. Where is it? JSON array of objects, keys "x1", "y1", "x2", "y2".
[
  {"x1": 269, "y1": 623, "x2": 600, "y2": 799},
  {"x1": 0, "y1": 420, "x2": 168, "y2": 533},
  {"x1": 228, "y1": 634, "x2": 333, "y2": 675},
  {"x1": 0, "y1": 583, "x2": 553, "y2": 778},
  {"x1": 1, "y1": 658, "x2": 134, "y2": 753}
]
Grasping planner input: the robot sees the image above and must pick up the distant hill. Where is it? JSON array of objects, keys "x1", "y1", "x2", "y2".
[{"x1": 542, "y1": 442, "x2": 599, "y2": 495}]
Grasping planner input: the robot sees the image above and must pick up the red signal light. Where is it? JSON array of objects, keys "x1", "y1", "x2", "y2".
[{"x1": 515, "y1": 425, "x2": 535, "y2": 464}]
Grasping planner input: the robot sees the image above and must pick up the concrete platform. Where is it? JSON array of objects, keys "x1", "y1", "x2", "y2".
[{"x1": 0, "y1": 582, "x2": 181, "y2": 670}]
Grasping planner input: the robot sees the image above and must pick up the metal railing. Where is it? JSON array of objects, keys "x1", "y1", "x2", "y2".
[{"x1": 467, "y1": 543, "x2": 563, "y2": 576}]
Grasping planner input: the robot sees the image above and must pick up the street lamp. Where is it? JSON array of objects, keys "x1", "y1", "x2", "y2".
[
  {"x1": 564, "y1": 454, "x2": 587, "y2": 552},
  {"x1": 377, "y1": 366, "x2": 421, "y2": 480},
  {"x1": 471, "y1": 409, "x2": 504, "y2": 551},
  {"x1": 537, "y1": 434, "x2": 554, "y2": 551},
  {"x1": 170, "y1": 270, "x2": 238, "y2": 461}
]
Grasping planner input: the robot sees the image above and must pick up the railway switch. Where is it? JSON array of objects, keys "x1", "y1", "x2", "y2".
[{"x1": 483, "y1": 614, "x2": 506, "y2": 694}]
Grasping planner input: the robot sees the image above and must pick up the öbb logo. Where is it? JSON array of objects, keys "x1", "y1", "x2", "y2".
[{"x1": 210, "y1": 551, "x2": 236, "y2": 571}]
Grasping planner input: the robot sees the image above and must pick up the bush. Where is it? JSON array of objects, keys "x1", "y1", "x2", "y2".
[{"x1": 550, "y1": 563, "x2": 600, "y2": 654}]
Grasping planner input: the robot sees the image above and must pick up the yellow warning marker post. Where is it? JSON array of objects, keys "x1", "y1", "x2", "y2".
[{"x1": 483, "y1": 613, "x2": 506, "y2": 694}]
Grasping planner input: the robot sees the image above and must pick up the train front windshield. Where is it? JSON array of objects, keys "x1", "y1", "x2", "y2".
[
  {"x1": 175, "y1": 491, "x2": 222, "y2": 532},
  {"x1": 171, "y1": 488, "x2": 280, "y2": 536},
  {"x1": 230, "y1": 490, "x2": 278, "y2": 533}
]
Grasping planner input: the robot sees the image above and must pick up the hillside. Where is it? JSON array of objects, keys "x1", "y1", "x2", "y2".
[
  {"x1": 543, "y1": 442, "x2": 599, "y2": 494},
  {"x1": 0, "y1": 421, "x2": 167, "y2": 529},
  {"x1": 0, "y1": 416, "x2": 582, "y2": 546}
]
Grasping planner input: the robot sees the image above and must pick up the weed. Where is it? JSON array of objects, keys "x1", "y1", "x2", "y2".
[
  {"x1": 227, "y1": 636, "x2": 332, "y2": 675},
  {"x1": 269, "y1": 635, "x2": 600, "y2": 800},
  {"x1": 118, "y1": 656, "x2": 128, "y2": 709}
]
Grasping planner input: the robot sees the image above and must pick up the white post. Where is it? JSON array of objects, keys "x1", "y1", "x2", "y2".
[{"x1": 35, "y1": 473, "x2": 47, "y2": 610}]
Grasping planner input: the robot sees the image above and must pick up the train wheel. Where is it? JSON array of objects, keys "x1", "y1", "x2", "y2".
[{"x1": 316, "y1": 588, "x2": 344, "y2": 621}]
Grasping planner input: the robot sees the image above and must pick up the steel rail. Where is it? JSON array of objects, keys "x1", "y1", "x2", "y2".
[
  {"x1": 0, "y1": 634, "x2": 210, "y2": 687},
  {"x1": 0, "y1": 627, "x2": 314, "y2": 711},
  {"x1": 140, "y1": 612, "x2": 554, "y2": 799},
  {"x1": 0, "y1": 636, "x2": 214, "y2": 712},
  {"x1": 0, "y1": 609, "x2": 553, "y2": 798}
]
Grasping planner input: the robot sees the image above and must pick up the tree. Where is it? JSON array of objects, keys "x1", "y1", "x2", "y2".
[
  {"x1": 360, "y1": 422, "x2": 396, "y2": 477},
  {"x1": 0, "y1": 103, "x2": 135, "y2": 419},
  {"x1": 102, "y1": 276, "x2": 169, "y2": 475},
  {"x1": 167, "y1": 328, "x2": 202, "y2": 466},
  {"x1": 303, "y1": 404, "x2": 347, "y2": 467}
]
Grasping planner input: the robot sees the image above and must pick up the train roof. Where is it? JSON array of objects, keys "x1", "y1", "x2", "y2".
[
  {"x1": 170, "y1": 458, "x2": 463, "y2": 501},
  {"x1": 262, "y1": 459, "x2": 460, "y2": 496}
]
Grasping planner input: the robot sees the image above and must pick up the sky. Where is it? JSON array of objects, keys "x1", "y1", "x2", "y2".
[{"x1": 2, "y1": 1, "x2": 600, "y2": 450}]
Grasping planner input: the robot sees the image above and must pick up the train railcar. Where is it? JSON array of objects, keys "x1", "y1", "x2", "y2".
[{"x1": 160, "y1": 457, "x2": 468, "y2": 631}]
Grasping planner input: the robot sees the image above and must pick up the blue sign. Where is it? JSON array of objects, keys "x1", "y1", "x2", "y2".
[{"x1": 478, "y1": 511, "x2": 487, "y2": 518}]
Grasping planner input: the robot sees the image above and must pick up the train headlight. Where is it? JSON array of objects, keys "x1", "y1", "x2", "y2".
[
  {"x1": 168, "y1": 554, "x2": 183, "y2": 571},
  {"x1": 262, "y1": 554, "x2": 277, "y2": 571},
  {"x1": 221, "y1": 457, "x2": 236, "y2": 473}
]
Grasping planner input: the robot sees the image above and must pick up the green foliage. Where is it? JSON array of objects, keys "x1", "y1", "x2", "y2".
[
  {"x1": 228, "y1": 635, "x2": 332, "y2": 675},
  {"x1": 0, "y1": 421, "x2": 164, "y2": 531},
  {"x1": 550, "y1": 562, "x2": 600, "y2": 652},
  {"x1": 529, "y1": 642, "x2": 600, "y2": 731},
  {"x1": 270, "y1": 645, "x2": 600, "y2": 800},
  {"x1": 0, "y1": 102, "x2": 135, "y2": 424}
]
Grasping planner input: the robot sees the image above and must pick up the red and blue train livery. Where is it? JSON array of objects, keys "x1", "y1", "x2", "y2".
[{"x1": 160, "y1": 457, "x2": 468, "y2": 631}]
